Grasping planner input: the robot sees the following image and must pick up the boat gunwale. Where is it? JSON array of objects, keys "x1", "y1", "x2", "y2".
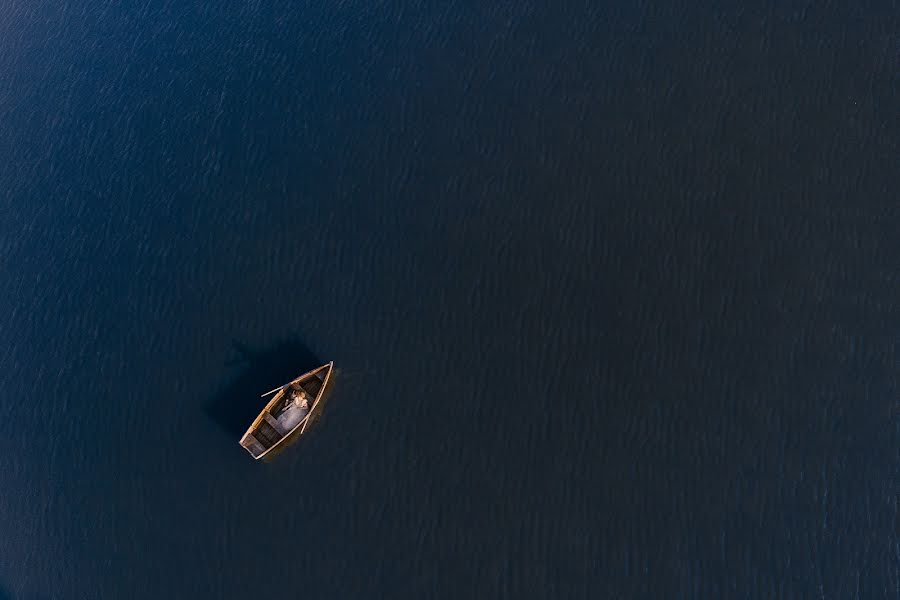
[{"x1": 239, "y1": 361, "x2": 333, "y2": 459}]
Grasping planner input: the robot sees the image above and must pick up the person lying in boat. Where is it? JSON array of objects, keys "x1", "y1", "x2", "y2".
[{"x1": 289, "y1": 386, "x2": 310, "y2": 411}]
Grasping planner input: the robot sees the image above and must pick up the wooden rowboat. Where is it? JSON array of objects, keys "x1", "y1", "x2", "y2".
[{"x1": 239, "y1": 361, "x2": 333, "y2": 459}]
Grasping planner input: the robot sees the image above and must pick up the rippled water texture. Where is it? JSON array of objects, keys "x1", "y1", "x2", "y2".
[{"x1": 0, "y1": 1, "x2": 896, "y2": 597}]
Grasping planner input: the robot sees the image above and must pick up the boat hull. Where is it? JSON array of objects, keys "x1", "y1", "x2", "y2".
[{"x1": 239, "y1": 361, "x2": 333, "y2": 459}]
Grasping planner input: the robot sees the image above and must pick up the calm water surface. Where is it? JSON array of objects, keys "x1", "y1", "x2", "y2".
[{"x1": 0, "y1": 1, "x2": 896, "y2": 598}]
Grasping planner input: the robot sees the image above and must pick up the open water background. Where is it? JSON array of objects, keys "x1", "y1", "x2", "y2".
[{"x1": 0, "y1": 1, "x2": 897, "y2": 598}]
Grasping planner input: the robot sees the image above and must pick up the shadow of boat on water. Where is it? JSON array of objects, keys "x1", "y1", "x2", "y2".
[{"x1": 204, "y1": 337, "x2": 323, "y2": 441}]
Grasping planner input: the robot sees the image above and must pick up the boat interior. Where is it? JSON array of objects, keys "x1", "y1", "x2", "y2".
[{"x1": 242, "y1": 370, "x2": 326, "y2": 458}]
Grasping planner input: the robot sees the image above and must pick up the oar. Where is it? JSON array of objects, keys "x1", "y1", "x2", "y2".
[{"x1": 260, "y1": 384, "x2": 284, "y2": 398}]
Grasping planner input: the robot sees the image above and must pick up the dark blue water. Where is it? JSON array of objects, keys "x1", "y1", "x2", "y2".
[{"x1": 1, "y1": 1, "x2": 896, "y2": 597}]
